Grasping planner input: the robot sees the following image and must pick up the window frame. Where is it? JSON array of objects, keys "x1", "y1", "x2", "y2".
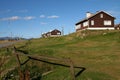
[
  {"x1": 100, "y1": 14, "x2": 103, "y2": 18},
  {"x1": 83, "y1": 21, "x2": 88, "y2": 27},
  {"x1": 76, "y1": 24, "x2": 81, "y2": 29},
  {"x1": 104, "y1": 20, "x2": 112, "y2": 26},
  {"x1": 91, "y1": 20, "x2": 94, "y2": 26}
]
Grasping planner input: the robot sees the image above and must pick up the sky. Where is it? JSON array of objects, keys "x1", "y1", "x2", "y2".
[{"x1": 0, "y1": 0, "x2": 120, "y2": 38}]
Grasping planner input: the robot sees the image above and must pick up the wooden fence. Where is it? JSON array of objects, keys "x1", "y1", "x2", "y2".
[{"x1": 13, "y1": 46, "x2": 86, "y2": 80}]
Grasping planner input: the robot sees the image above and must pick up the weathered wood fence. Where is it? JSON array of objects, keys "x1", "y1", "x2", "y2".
[{"x1": 13, "y1": 46, "x2": 86, "y2": 80}]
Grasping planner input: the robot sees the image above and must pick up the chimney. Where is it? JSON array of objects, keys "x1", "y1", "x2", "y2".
[{"x1": 86, "y1": 12, "x2": 93, "y2": 18}]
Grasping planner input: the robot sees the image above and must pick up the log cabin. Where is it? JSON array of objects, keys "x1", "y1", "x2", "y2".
[
  {"x1": 42, "y1": 29, "x2": 61, "y2": 38},
  {"x1": 75, "y1": 11, "x2": 115, "y2": 31}
]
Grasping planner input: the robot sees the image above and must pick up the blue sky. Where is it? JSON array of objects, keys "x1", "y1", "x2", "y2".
[{"x1": 0, "y1": 0, "x2": 120, "y2": 38}]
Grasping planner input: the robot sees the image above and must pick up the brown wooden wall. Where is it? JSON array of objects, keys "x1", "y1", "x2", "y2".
[
  {"x1": 89, "y1": 12, "x2": 114, "y2": 28},
  {"x1": 51, "y1": 30, "x2": 61, "y2": 35}
]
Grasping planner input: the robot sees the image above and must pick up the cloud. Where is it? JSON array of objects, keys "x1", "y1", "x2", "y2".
[
  {"x1": 47, "y1": 15, "x2": 59, "y2": 18},
  {"x1": 0, "y1": 16, "x2": 20, "y2": 21},
  {"x1": 40, "y1": 15, "x2": 59, "y2": 19},
  {"x1": 40, "y1": 22, "x2": 47, "y2": 25},
  {"x1": 0, "y1": 16, "x2": 36, "y2": 21},
  {"x1": 23, "y1": 16, "x2": 35, "y2": 20},
  {"x1": 40, "y1": 15, "x2": 45, "y2": 18}
]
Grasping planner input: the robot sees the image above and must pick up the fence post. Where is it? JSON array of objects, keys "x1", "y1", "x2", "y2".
[
  {"x1": 25, "y1": 69, "x2": 30, "y2": 80},
  {"x1": 13, "y1": 47, "x2": 86, "y2": 80},
  {"x1": 68, "y1": 58, "x2": 76, "y2": 80},
  {"x1": 13, "y1": 47, "x2": 24, "y2": 80}
]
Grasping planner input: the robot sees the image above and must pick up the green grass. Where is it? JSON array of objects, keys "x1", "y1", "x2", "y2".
[{"x1": 1, "y1": 30, "x2": 120, "y2": 80}]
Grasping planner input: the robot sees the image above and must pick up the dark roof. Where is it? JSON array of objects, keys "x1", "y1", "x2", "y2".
[
  {"x1": 75, "y1": 11, "x2": 115, "y2": 25},
  {"x1": 51, "y1": 29, "x2": 61, "y2": 32},
  {"x1": 42, "y1": 29, "x2": 61, "y2": 35}
]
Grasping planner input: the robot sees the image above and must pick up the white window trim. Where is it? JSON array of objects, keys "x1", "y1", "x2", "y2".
[
  {"x1": 104, "y1": 20, "x2": 112, "y2": 26},
  {"x1": 75, "y1": 24, "x2": 81, "y2": 29},
  {"x1": 100, "y1": 14, "x2": 103, "y2": 18},
  {"x1": 83, "y1": 21, "x2": 88, "y2": 27},
  {"x1": 57, "y1": 32, "x2": 60, "y2": 35},
  {"x1": 91, "y1": 20, "x2": 94, "y2": 25}
]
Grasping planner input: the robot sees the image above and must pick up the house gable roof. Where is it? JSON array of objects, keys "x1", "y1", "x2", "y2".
[
  {"x1": 75, "y1": 11, "x2": 115, "y2": 25},
  {"x1": 51, "y1": 29, "x2": 61, "y2": 33},
  {"x1": 42, "y1": 29, "x2": 61, "y2": 35}
]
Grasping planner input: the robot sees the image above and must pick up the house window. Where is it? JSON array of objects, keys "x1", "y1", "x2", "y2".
[
  {"x1": 91, "y1": 20, "x2": 94, "y2": 25},
  {"x1": 76, "y1": 24, "x2": 81, "y2": 29},
  {"x1": 100, "y1": 14, "x2": 103, "y2": 18},
  {"x1": 57, "y1": 32, "x2": 60, "y2": 35},
  {"x1": 83, "y1": 21, "x2": 88, "y2": 27},
  {"x1": 104, "y1": 20, "x2": 112, "y2": 25}
]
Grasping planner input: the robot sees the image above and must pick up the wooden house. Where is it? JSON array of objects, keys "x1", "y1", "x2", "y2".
[
  {"x1": 115, "y1": 24, "x2": 120, "y2": 30},
  {"x1": 75, "y1": 11, "x2": 115, "y2": 31},
  {"x1": 42, "y1": 29, "x2": 61, "y2": 38}
]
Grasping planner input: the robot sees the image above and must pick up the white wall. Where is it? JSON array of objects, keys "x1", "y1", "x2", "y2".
[{"x1": 87, "y1": 27, "x2": 114, "y2": 30}]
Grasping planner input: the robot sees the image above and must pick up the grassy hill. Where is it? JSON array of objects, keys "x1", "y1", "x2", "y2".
[{"x1": 0, "y1": 30, "x2": 120, "y2": 80}]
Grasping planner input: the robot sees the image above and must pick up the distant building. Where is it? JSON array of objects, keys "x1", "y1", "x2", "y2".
[
  {"x1": 75, "y1": 11, "x2": 115, "y2": 31},
  {"x1": 42, "y1": 29, "x2": 61, "y2": 38},
  {"x1": 115, "y1": 24, "x2": 120, "y2": 30}
]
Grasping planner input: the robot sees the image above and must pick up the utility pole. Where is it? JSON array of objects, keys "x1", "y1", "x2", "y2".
[
  {"x1": 62, "y1": 27, "x2": 64, "y2": 36},
  {"x1": 8, "y1": 20, "x2": 12, "y2": 41},
  {"x1": 10, "y1": 32, "x2": 13, "y2": 41}
]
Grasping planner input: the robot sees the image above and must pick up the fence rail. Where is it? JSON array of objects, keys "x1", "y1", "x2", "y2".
[{"x1": 13, "y1": 46, "x2": 86, "y2": 80}]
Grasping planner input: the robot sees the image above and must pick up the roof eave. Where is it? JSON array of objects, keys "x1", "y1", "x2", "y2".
[{"x1": 75, "y1": 19, "x2": 88, "y2": 25}]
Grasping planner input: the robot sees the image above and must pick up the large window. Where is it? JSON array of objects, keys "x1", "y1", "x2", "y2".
[
  {"x1": 76, "y1": 24, "x2": 81, "y2": 29},
  {"x1": 91, "y1": 20, "x2": 94, "y2": 25},
  {"x1": 104, "y1": 20, "x2": 112, "y2": 25},
  {"x1": 83, "y1": 21, "x2": 88, "y2": 27},
  {"x1": 57, "y1": 32, "x2": 61, "y2": 35}
]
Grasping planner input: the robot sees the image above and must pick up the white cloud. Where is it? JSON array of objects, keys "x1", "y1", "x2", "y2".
[
  {"x1": 24, "y1": 16, "x2": 35, "y2": 20},
  {"x1": 10, "y1": 16, "x2": 20, "y2": 21},
  {"x1": 0, "y1": 16, "x2": 20, "y2": 21},
  {"x1": 47, "y1": 15, "x2": 59, "y2": 18},
  {"x1": 40, "y1": 15, "x2": 45, "y2": 18},
  {"x1": 40, "y1": 15, "x2": 60, "y2": 19},
  {"x1": 40, "y1": 22, "x2": 47, "y2": 25},
  {"x1": 0, "y1": 16, "x2": 36, "y2": 21}
]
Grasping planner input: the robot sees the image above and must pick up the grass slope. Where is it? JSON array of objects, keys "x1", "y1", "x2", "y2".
[{"x1": 1, "y1": 30, "x2": 120, "y2": 80}]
